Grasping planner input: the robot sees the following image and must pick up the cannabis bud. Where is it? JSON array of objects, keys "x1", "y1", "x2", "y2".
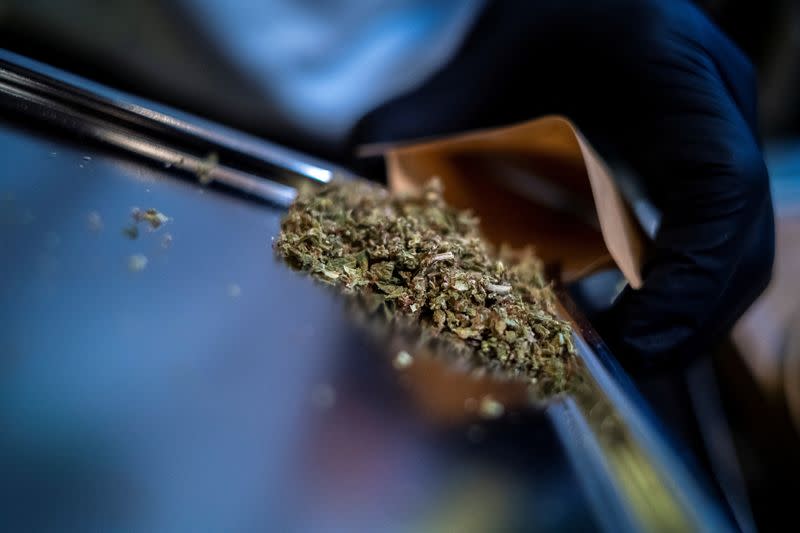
[{"x1": 275, "y1": 179, "x2": 576, "y2": 391}]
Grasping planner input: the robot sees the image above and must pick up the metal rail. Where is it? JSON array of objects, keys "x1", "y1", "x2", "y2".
[{"x1": 0, "y1": 49, "x2": 357, "y2": 206}]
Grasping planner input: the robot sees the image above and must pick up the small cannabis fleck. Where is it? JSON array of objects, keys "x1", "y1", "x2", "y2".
[
  {"x1": 123, "y1": 224, "x2": 139, "y2": 239},
  {"x1": 393, "y1": 350, "x2": 414, "y2": 370},
  {"x1": 128, "y1": 253, "x2": 148, "y2": 272},
  {"x1": 275, "y1": 179, "x2": 577, "y2": 391},
  {"x1": 132, "y1": 207, "x2": 169, "y2": 230},
  {"x1": 478, "y1": 395, "x2": 505, "y2": 419},
  {"x1": 196, "y1": 152, "x2": 219, "y2": 186},
  {"x1": 124, "y1": 207, "x2": 169, "y2": 239}
]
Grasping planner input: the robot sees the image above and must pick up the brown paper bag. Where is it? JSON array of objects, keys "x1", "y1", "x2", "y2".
[{"x1": 360, "y1": 115, "x2": 646, "y2": 288}]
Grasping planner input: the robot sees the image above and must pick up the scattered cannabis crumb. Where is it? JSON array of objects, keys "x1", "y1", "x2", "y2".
[
  {"x1": 161, "y1": 233, "x2": 173, "y2": 249},
  {"x1": 82, "y1": 155, "x2": 92, "y2": 161},
  {"x1": 228, "y1": 283, "x2": 242, "y2": 298},
  {"x1": 87, "y1": 211, "x2": 103, "y2": 232},
  {"x1": 124, "y1": 207, "x2": 169, "y2": 239},
  {"x1": 132, "y1": 207, "x2": 169, "y2": 230},
  {"x1": 128, "y1": 254, "x2": 148, "y2": 272},
  {"x1": 478, "y1": 395, "x2": 505, "y2": 419},
  {"x1": 196, "y1": 152, "x2": 219, "y2": 186},
  {"x1": 275, "y1": 179, "x2": 577, "y2": 391},
  {"x1": 123, "y1": 224, "x2": 139, "y2": 239},
  {"x1": 393, "y1": 350, "x2": 414, "y2": 370}
]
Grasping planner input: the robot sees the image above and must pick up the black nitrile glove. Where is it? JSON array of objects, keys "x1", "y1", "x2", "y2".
[{"x1": 353, "y1": 0, "x2": 775, "y2": 373}]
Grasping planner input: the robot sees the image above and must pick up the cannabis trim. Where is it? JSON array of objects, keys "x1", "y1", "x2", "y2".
[{"x1": 275, "y1": 179, "x2": 576, "y2": 390}]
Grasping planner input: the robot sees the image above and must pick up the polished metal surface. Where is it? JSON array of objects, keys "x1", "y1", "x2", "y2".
[{"x1": 0, "y1": 49, "x2": 357, "y2": 207}]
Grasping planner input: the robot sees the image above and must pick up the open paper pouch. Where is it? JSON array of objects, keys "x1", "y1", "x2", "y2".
[{"x1": 360, "y1": 116, "x2": 647, "y2": 289}]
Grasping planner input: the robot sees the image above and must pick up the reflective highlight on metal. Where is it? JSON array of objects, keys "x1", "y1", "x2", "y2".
[{"x1": 0, "y1": 49, "x2": 338, "y2": 204}]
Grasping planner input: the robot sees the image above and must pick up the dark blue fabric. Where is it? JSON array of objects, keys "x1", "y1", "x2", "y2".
[{"x1": 352, "y1": 0, "x2": 775, "y2": 373}]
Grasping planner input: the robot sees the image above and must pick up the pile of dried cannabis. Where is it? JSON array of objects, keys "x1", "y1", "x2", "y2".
[{"x1": 275, "y1": 179, "x2": 576, "y2": 390}]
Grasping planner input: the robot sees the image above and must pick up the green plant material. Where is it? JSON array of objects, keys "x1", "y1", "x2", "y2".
[
  {"x1": 275, "y1": 179, "x2": 577, "y2": 390},
  {"x1": 393, "y1": 350, "x2": 414, "y2": 370},
  {"x1": 125, "y1": 207, "x2": 169, "y2": 239},
  {"x1": 196, "y1": 152, "x2": 219, "y2": 186},
  {"x1": 128, "y1": 253, "x2": 148, "y2": 272},
  {"x1": 132, "y1": 207, "x2": 169, "y2": 229},
  {"x1": 478, "y1": 395, "x2": 505, "y2": 419},
  {"x1": 122, "y1": 224, "x2": 139, "y2": 240}
]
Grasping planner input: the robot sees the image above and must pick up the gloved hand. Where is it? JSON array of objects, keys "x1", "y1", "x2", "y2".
[{"x1": 352, "y1": 0, "x2": 775, "y2": 372}]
